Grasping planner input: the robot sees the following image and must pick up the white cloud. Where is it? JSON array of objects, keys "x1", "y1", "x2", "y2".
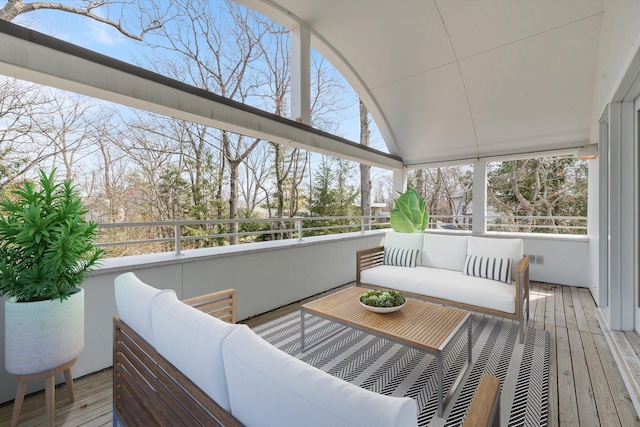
[{"x1": 86, "y1": 19, "x2": 127, "y2": 48}]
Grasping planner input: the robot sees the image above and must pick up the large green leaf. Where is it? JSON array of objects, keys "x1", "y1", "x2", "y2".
[{"x1": 390, "y1": 188, "x2": 429, "y2": 233}]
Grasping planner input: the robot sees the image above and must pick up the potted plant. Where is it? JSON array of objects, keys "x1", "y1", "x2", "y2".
[
  {"x1": 390, "y1": 188, "x2": 429, "y2": 233},
  {"x1": 0, "y1": 169, "x2": 103, "y2": 375}
]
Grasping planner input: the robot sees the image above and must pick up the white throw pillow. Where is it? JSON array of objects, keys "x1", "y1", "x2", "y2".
[
  {"x1": 467, "y1": 236, "x2": 523, "y2": 280},
  {"x1": 384, "y1": 231, "x2": 423, "y2": 266},
  {"x1": 384, "y1": 246, "x2": 418, "y2": 267},
  {"x1": 463, "y1": 254, "x2": 512, "y2": 284}
]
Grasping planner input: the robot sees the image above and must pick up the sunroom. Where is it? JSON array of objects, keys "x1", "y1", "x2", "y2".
[{"x1": 0, "y1": 0, "x2": 640, "y2": 425}]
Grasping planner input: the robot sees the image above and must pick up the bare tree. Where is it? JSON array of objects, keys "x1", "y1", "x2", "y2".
[
  {"x1": 359, "y1": 100, "x2": 371, "y2": 230},
  {"x1": 487, "y1": 158, "x2": 586, "y2": 233},
  {"x1": 1, "y1": 0, "x2": 170, "y2": 40},
  {"x1": 89, "y1": 112, "x2": 129, "y2": 223},
  {"x1": 0, "y1": 78, "x2": 60, "y2": 191},
  {"x1": 239, "y1": 142, "x2": 270, "y2": 214},
  {"x1": 408, "y1": 166, "x2": 473, "y2": 229},
  {"x1": 136, "y1": 0, "x2": 267, "y2": 244},
  {"x1": 35, "y1": 94, "x2": 100, "y2": 181}
]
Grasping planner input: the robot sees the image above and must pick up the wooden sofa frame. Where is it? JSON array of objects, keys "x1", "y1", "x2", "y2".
[
  {"x1": 113, "y1": 289, "x2": 243, "y2": 427},
  {"x1": 357, "y1": 245, "x2": 530, "y2": 343},
  {"x1": 113, "y1": 287, "x2": 501, "y2": 426}
]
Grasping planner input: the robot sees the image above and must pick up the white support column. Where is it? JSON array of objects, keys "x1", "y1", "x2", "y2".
[
  {"x1": 619, "y1": 101, "x2": 636, "y2": 330},
  {"x1": 472, "y1": 160, "x2": 487, "y2": 235},
  {"x1": 607, "y1": 101, "x2": 636, "y2": 330},
  {"x1": 594, "y1": 110, "x2": 608, "y2": 310},
  {"x1": 392, "y1": 169, "x2": 407, "y2": 195},
  {"x1": 290, "y1": 25, "x2": 311, "y2": 125},
  {"x1": 608, "y1": 102, "x2": 622, "y2": 329}
]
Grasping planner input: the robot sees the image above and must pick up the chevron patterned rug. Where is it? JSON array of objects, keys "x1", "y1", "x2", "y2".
[{"x1": 252, "y1": 311, "x2": 548, "y2": 426}]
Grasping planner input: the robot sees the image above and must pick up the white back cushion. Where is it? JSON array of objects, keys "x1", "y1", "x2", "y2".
[
  {"x1": 114, "y1": 272, "x2": 175, "y2": 346},
  {"x1": 222, "y1": 325, "x2": 417, "y2": 427},
  {"x1": 421, "y1": 233, "x2": 468, "y2": 271},
  {"x1": 467, "y1": 236, "x2": 523, "y2": 280},
  {"x1": 151, "y1": 291, "x2": 238, "y2": 411},
  {"x1": 384, "y1": 231, "x2": 423, "y2": 266}
]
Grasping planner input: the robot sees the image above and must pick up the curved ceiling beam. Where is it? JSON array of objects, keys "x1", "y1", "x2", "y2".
[{"x1": 235, "y1": 0, "x2": 402, "y2": 158}]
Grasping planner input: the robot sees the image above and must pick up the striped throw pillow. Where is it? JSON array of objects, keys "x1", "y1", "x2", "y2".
[
  {"x1": 383, "y1": 247, "x2": 418, "y2": 268},
  {"x1": 463, "y1": 254, "x2": 512, "y2": 284}
]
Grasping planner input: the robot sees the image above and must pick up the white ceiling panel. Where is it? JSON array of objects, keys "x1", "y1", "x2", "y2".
[
  {"x1": 461, "y1": 15, "x2": 602, "y2": 156},
  {"x1": 273, "y1": 0, "x2": 456, "y2": 89},
  {"x1": 437, "y1": 0, "x2": 603, "y2": 60},
  {"x1": 371, "y1": 62, "x2": 477, "y2": 165}
]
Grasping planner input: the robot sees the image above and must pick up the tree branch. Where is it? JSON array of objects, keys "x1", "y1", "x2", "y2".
[{"x1": 1, "y1": 0, "x2": 164, "y2": 41}]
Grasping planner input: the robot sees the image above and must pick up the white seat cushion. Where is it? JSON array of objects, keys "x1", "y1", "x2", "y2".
[
  {"x1": 151, "y1": 291, "x2": 239, "y2": 412},
  {"x1": 114, "y1": 272, "x2": 175, "y2": 346},
  {"x1": 360, "y1": 265, "x2": 516, "y2": 314},
  {"x1": 222, "y1": 325, "x2": 417, "y2": 427},
  {"x1": 421, "y1": 233, "x2": 468, "y2": 271}
]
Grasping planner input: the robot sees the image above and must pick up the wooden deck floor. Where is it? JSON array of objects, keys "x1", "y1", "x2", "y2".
[{"x1": 0, "y1": 282, "x2": 638, "y2": 426}]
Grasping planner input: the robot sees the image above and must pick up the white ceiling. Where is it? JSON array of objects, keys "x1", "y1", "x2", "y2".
[{"x1": 237, "y1": 0, "x2": 604, "y2": 167}]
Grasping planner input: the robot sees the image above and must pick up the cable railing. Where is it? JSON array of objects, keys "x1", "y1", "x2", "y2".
[
  {"x1": 95, "y1": 214, "x2": 588, "y2": 257},
  {"x1": 96, "y1": 216, "x2": 392, "y2": 257},
  {"x1": 486, "y1": 215, "x2": 587, "y2": 234}
]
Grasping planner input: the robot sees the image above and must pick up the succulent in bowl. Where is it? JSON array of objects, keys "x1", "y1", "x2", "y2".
[{"x1": 359, "y1": 289, "x2": 406, "y2": 308}]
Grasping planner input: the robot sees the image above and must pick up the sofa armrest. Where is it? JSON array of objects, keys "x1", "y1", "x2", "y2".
[
  {"x1": 515, "y1": 257, "x2": 530, "y2": 343},
  {"x1": 113, "y1": 316, "x2": 243, "y2": 426},
  {"x1": 183, "y1": 289, "x2": 236, "y2": 324},
  {"x1": 356, "y1": 246, "x2": 384, "y2": 285},
  {"x1": 462, "y1": 375, "x2": 501, "y2": 427}
]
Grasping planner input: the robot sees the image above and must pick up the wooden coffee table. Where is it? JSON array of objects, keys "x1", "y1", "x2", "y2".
[{"x1": 300, "y1": 287, "x2": 472, "y2": 418}]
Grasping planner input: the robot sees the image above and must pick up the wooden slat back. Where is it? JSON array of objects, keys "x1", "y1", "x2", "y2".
[
  {"x1": 183, "y1": 289, "x2": 236, "y2": 324},
  {"x1": 356, "y1": 246, "x2": 384, "y2": 284},
  {"x1": 462, "y1": 375, "x2": 501, "y2": 427},
  {"x1": 113, "y1": 317, "x2": 244, "y2": 427}
]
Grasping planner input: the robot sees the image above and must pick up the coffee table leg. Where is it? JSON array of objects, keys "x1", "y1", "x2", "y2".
[
  {"x1": 438, "y1": 317, "x2": 473, "y2": 418},
  {"x1": 437, "y1": 349, "x2": 444, "y2": 417},
  {"x1": 467, "y1": 316, "x2": 472, "y2": 364},
  {"x1": 300, "y1": 310, "x2": 306, "y2": 352}
]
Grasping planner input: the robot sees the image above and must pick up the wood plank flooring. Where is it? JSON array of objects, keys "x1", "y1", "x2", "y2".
[{"x1": 0, "y1": 282, "x2": 638, "y2": 426}]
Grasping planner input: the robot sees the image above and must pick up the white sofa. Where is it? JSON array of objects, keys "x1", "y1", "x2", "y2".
[
  {"x1": 113, "y1": 272, "x2": 418, "y2": 427},
  {"x1": 357, "y1": 232, "x2": 530, "y2": 342}
]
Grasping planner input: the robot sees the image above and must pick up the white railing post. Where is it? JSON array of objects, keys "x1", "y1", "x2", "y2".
[
  {"x1": 174, "y1": 224, "x2": 181, "y2": 256},
  {"x1": 297, "y1": 218, "x2": 303, "y2": 242},
  {"x1": 361, "y1": 216, "x2": 366, "y2": 234}
]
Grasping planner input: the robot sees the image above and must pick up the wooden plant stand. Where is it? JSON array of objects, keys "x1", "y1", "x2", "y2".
[{"x1": 10, "y1": 358, "x2": 77, "y2": 427}]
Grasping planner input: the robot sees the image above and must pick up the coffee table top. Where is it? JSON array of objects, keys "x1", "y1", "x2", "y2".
[{"x1": 302, "y1": 287, "x2": 469, "y2": 353}]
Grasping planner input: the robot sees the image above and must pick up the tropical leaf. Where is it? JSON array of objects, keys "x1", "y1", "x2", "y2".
[{"x1": 390, "y1": 188, "x2": 429, "y2": 233}]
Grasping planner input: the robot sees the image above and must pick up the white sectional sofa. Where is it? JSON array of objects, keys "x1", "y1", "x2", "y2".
[
  {"x1": 357, "y1": 232, "x2": 530, "y2": 342},
  {"x1": 112, "y1": 272, "x2": 418, "y2": 427}
]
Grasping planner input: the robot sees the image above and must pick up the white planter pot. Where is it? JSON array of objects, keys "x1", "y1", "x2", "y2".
[{"x1": 5, "y1": 288, "x2": 84, "y2": 375}]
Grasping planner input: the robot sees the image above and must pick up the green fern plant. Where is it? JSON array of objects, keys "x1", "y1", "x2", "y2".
[
  {"x1": 390, "y1": 188, "x2": 429, "y2": 233},
  {"x1": 0, "y1": 169, "x2": 103, "y2": 302}
]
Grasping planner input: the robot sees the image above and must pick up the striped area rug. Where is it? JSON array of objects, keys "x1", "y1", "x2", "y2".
[{"x1": 252, "y1": 311, "x2": 548, "y2": 426}]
